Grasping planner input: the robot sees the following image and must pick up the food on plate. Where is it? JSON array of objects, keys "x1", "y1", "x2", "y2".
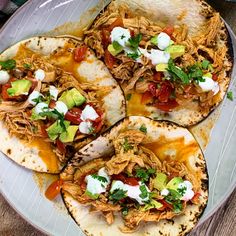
[
  {"x1": 84, "y1": 0, "x2": 233, "y2": 126},
  {"x1": 0, "y1": 37, "x2": 125, "y2": 173},
  {"x1": 60, "y1": 116, "x2": 208, "y2": 235}
]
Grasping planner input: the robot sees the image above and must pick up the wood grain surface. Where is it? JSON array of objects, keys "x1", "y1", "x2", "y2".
[{"x1": 0, "y1": 0, "x2": 236, "y2": 235}]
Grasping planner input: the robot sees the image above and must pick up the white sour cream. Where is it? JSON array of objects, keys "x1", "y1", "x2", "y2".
[
  {"x1": 110, "y1": 180, "x2": 150, "y2": 205},
  {"x1": 49, "y1": 85, "x2": 59, "y2": 100},
  {"x1": 178, "y1": 180, "x2": 195, "y2": 201},
  {"x1": 34, "y1": 69, "x2": 45, "y2": 81},
  {"x1": 161, "y1": 188, "x2": 169, "y2": 196},
  {"x1": 0, "y1": 70, "x2": 10, "y2": 84},
  {"x1": 28, "y1": 91, "x2": 42, "y2": 105},
  {"x1": 78, "y1": 121, "x2": 93, "y2": 134},
  {"x1": 86, "y1": 168, "x2": 110, "y2": 195},
  {"x1": 110, "y1": 27, "x2": 131, "y2": 47},
  {"x1": 54, "y1": 101, "x2": 68, "y2": 115},
  {"x1": 198, "y1": 76, "x2": 220, "y2": 95},
  {"x1": 81, "y1": 105, "x2": 99, "y2": 121},
  {"x1": 157, "y1": 32, "x2": 171, "y2": 50},
  {"x1": 34, "y1": 102, "x2": 48, "y2": 114}
]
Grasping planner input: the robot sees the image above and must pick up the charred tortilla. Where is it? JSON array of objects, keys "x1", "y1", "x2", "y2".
[
  {"x1": 0, "y1": 37, "x2": 125, "y2": 173},
  {"x1": 84, "y1": 0, "x2": 233, "y2": 126},
  {"x1": 61, "y1": 116, "x2": 208, "y2": 236}
]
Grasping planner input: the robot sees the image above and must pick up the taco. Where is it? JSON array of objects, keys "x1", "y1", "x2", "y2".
[
  {"x1": 61, "y1": 116, "x2": 208, "y2": 235},
  {"x1": 0, "y1": 36, "x2": 125, "y2": 173},
  {"x1": 84, "y1": 0, "x2": 233, "y2": 126}
]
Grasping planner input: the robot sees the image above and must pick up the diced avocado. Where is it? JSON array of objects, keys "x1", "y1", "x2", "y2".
[
  {"x1": 31, "y1": 108, "x2": 45, "y2": 121},
  {"x1": 203, "y1": 72, "x2": 212, "y2": 79},
  {"x1": 7, "y1": 79, "x2": 32, "y2": 96},
  {"x1": 85, "y1": 190, "x2": 99, "y2": 199},
  {"x1": 59, "y1": 88, "x2": 86, "y2": 109},
  {"x1": 108, "y1": 42, "x2": 123, "y2": 56},
  {"x1": 153, "y1": 173, "x2": 168, "y2": 191},
  {"x1": 156, "y1": 63, "x2": 168, "y2": 72},
  {"x1": 150, "y1": 35, "x2": 158, "y2": 45},
  {"x1": 166, "y1": 177, "x2": 183, "y2": 191},
  {"x1": 165, "y1": 45, "x2": 185, "y2": 59},
  {"x1": 46, "y1": 120, "x2": 70, "y2": 141},
  {"x1": 59, "y1": 125, "x2": 79, "y2": 143},
  {"x1": 142, "y1": 199, "x2": 163, "y2": 211},
  {"x1": 168, "y1": 188, "x2": 182, "y2": 199}
]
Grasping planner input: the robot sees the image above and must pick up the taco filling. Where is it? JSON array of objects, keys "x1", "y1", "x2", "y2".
[
  {"x1": 0, "y1": 37, "x2": 125, "y2": 172},
  {"x1": 84, "y1": 1, "x2": 232, "y2": 125},
  {"x1": 61, "y1": 129, "x2": 202, "y2": 233}
]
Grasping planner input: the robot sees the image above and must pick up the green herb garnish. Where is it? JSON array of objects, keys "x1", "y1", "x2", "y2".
[
  {"x1": 0, "y1": 59, "x2": 16, "y2": 70},
  {"x1": 23, "y1": 63, "x2": 32, "y2": 69},
  {"x1": 201, "y1": 59, "x2": 210, "y2": 70},
  {"x1": 128, "y1": 33, "x2": 142, "y2": 50},
  {"x1": 121, "y1": 206, "x2": 129, "y2": 216},
  {"x1": 122, "y1": 138, "x2": 132, "y2": 152},
  {"x1": 126, "y1": 94, "x2": 132, "y2": 101},
  {"x1": 165, "y1": 189, "x2": 183, "y2": 213},
  {"x1": 109, "y1": 189, "x2": 127, "y2": 202},
  {"x1": 112, "y1": 41, "x2": 123, "y2": 51},
  {"x1": 32, "y1": 95, "x2": 44, "y2": 104},
  {"x1": 127, "y1": 51, "x2": 140, "y2": 60},
  {"x1": 227, "y1": 91, "x2": 233, "y2": 101},
  {"x1": 177, "y1": 186, "x2": 187, "y2": 196},
  {"x1": 135, "y1": 168, "x2": 155, "y2": 182},
  {"x1": 91, "y1": 174, "x2": 108, "y2": 183},
  {"x1": 139, "y1": 124, "x2": 147, "y2": 134},
  {"x1": 139, "y1": 185, "x2": 149, "y2": 199}
]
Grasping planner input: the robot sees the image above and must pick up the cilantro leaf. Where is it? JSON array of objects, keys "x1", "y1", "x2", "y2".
[
  {"x1": 177, "y1": 186, "x2": 187, "y2": 196},
  {"x1": 121, "y1": 205, "x2": 129, "y2": 216},
  {"x1": 167, "y1": 59, "x2": 189, "y2": 84},
  {"x1": 165, "y1": 189, "x2": 183, "y2": 213},
  {"x1": 0, "y1": 59, "x2": 16, "y2": 70},
  {"x1": 126, "y1": 94, "x2": 132, "y2": 101},
  {"x1": 139, "y1": 185, "x2": 149, "y2": 199},
  {"x1": 32, "y1": 95, "x2": 44, "y2": 104},
  {"x1": 109, "y1": 189, "x2": 127, "y2": 202},
  {"x1": 127, "y1": 51, "x2": 140, "y2": 60},
  {"x1": 128, "y1": 33, "x2": 142, "y2": 50},
  {"x1": 23, "y1": 63, "x2": 32, "y2": 69},
  {"x1": 227, "y1": 91, "x2": 233, "y2": 101},
  {"x1": 135, "y1": 168, "x2": 155, "y2": 182},
  {"x1": 139, "y1": 124, "x2": 147, "y2": 134},
  {"x1": 91, "y1": 174, "x2": 108, "y2": 183},
  {"x1": 201, "y1": 59, "x2": 210, "y2": 70},
  {"x1": 122, "y1": 138, "x2": 132, "y2": 152}
]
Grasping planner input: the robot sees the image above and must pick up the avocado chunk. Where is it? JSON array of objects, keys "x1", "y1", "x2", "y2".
[
  {"x1": 153, "y1": 173, "x2": 168, "y2": 191},
  {"x1": 203, "y1": 72, "x2": 212, "y2": 79},
  {"x1": 46, "y1": 120, "x2": 70, "y2": 141},
  {"x1": 59, "y1": 125, "x2": 79, "y2": 143},
  {"x1": 165, "y1": 45, "x2": 185, "y2": 59},
  {"x1": 150, "y1": 35, "x2": 158, "y2": 45},
  {"x1": 108, "y1": 42, "x2": 123, "y2": 56},
  {"x1": 7, "y1": 79, "x2": 32, "y2": 96},
  {"x1": 59, "y1": 88, "x2": 86, "y2": 109},
  {"x1": 142, "y1": 199, "x2": 163, "y2": 211},
  {"x1": 166, "y1": 177, "x2": 183, "y2": 191},
  {"x1": 85, "y1": 190, "x2": 99, "y2": 200},
  {"x1": 156, "y1": 63, "x2": 168, "y2": 72}
]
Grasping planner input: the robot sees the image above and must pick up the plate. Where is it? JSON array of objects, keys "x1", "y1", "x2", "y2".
[{"x1": 0, "y1": 0, "x2": 236, "y2": 235}]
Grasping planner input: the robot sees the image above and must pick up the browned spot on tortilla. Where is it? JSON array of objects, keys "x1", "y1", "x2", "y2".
[{"x1": 6, "y1": 149, "x2": 11, "y2": 155}]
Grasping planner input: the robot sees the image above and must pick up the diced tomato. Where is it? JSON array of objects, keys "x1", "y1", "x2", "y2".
[
  {"x1": 153, "y1": 72, "x2": 163, "y2": 82},
  {"x1": 65, "y1": 107, "x2": 82, "y2": 125},
  {"x1": 113, "y1": 174, "x2": 139, "y2": 186},
  {"x1": 141, "y1": 91, "x2": 153, "y2": 104},
  {"x1": 158, "y1": 81, "x2": 173, "y2": 103},
  {"x1": 163, "y1": 26, "x2": 174, "y2": 37},
  {"x1": 168, "y1": 172, "x2": 180, "y2": 181},
  {"x1": 1, "y1": 78, "x2": 23, "y2": 101},
  {"x1": 191, "y1": 192, "x2": 201, "y2": 204},
  {"x1": 130, "y1": 29, "x2": 135, "y2": 37},
  {"x1": 56, "y1": 139, "x2": 66, "y2": 154},
  {"x1": 74, "y1": 46, "x2": 88, "y2": 63},
  {"x1": 107, "y1": 17, "x2": 124, "y2": 32},
  {"x1": 49, "y1": 100, "x2": 56, "y2": 109},
  {"x1": 101, "y1": 29, "x2": 111, "y2": 48},
  {"x1": 92, "y1": 108, "x2": 103, "y2": 133},
  {"x1": 159, "y1": 199, "x2": 174, "y2": 210},
  {"x1": 104, "y1": 49, "x2": 116, "y2": 69},
  {"x1": 148, "y1": 82, "x2": 157, "y2": 97},
  {"x1": 155, "y1": 99, "x2": 179, "y2": 112},
  {"x1": 45, "y1": 179, "x2": 64, "y2": 200},
  {"x1": 212, "y1": 74, "x2": 218, "y2": 81}
]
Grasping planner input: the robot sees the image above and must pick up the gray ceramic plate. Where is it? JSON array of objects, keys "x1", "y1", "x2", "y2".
[{"x1": 0, "y1": 1, "x2": 236, "y2": 235}]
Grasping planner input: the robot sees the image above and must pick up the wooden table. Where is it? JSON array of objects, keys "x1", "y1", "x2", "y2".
[{"x1": 0, "y1": 0, "x2": 236, "y2": 235}]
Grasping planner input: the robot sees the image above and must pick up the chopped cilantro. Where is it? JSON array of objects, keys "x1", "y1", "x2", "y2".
[
  {"x1": 91, "y1": 174, "x2": 108, "y2": 183},
  {"x1": 88, "y1": 126, "x2": 95, "y2": 135},
  {"x1": 138, "y1": 77, "x2": 144, "y2": 82},
  {"x1": 167, "y1": 59, "x2": 189, "y2": 84},
  {"x1": 121, "y1": 206, "x2": 129, "y2": 216},
  {"x1": 0, "y1": 59, "x2": 16, "y2": 70},
  {"x1": 177, "y1": 186, "x2": 187, "y2": 196},
  {"x1": 127, "y1": 51, "x2": 140, "y2": 60},
  {"x1": 165, "y1": 189, "x2": 183, "y2": 213},
  {"x1": 109, "y1": 189, "x2": 127, "y2": 202},
  {"x1": 188, "y1": 64, "x2": 203, "y2": 81},
  {"x1": 139, "y1": 185, "x2": 149, "y2": 199},
  {"x1": 227, "y1": 91, "x2": 233, "y2": 101},
  {"x1": 201, "y1": 59, "x2": 210, "y2": 70},
  {"x1": 121, "y1": 34, "x2": 126, "y2": 40},
  {"x1": 32, "y1": 95, "x2": 44, "y2": 104},
  {"x1": 135, "y1": 168, "x2": 155, "y2": 182},
  {"x1": 122, "y1": 138, "x2": 132, "y2": 152},
  {"x1": 128, "y1": 33, "x2": 142, "y2": 50},
  {"x1": 139, "y1": 124, "x2": 147, "y2": 134},
  {"x1": 23, "y1": 63, "x2": 32, "y2": 69},
  {"x1": 126, "y1": 93, "x2": 132, "y2": 101}
]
